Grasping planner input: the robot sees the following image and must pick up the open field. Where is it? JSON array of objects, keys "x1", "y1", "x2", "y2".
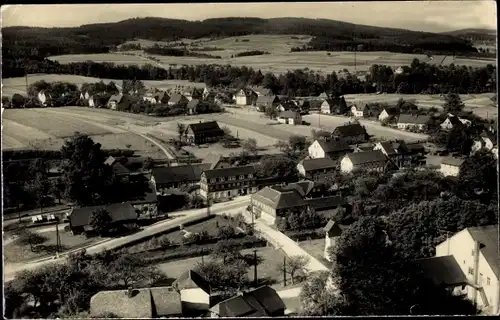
[
  {"x1": 48, "y1": 53, "x2": 150, "y2": 66},
  {"x1": 3, "y1": 74, "x2": 206, "y2": 97},
  {"x1": 4, "y1": 229, "x2": 101, "y2": 263}
]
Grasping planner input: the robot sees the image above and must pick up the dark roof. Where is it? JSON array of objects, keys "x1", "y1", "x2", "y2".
[
  {"x1": 398, "y1": 114, "x2": 431, "y2": 125},
  {"x1": 323, "y1": 220, "x2": 344, "y2": 237},
  {"x1": 90, "y1": 286, "x2": 181, "y2": 318},
  {"x1": 317, "y1": 139, "x2": 352, "y2": 153},
  {"x1": 151, "y1": 164, "x2": 207, "y2": 184},
  {"x1": 299, "y1": 158, "x2": 337, "y2": 171},
  {"x1": 278, "y1": 110, "x2": 300, "y2": 118},
  {"x1": 467, "y1": 225, "x2": 499, "y2": 278},
  {"x1": 203, "y1": 153, "x2": 226, "y2": 170},
  {"x1": 309, "y1": 100, "x2": 323, "y2": 109},
  {"x1": 323, "y1": 97, "x2": 346, "y2": 108},
  {"x1": 213, "y1": 286, "x2": 285, "y2": 317},
  {"x1": 187, "y1": 121, "x2": 223, "y2": 134},
  {"x1": 187, "y1": 99, "x2": 200, "y2": 109},
  {"x1": 169, "y1": 93, "x2": 186, "y2": 103},
  {"x1": 172, "y1": 270, "x2": 211, "y2": 294},
  {"x1": 345, "y1": 150, "x2": 387, "y2": 165},
  {"x1": 279, "y1": 180, "x2": 315, "y2": 197},
  {"x1": 252, "y1": 187, "x2": 306, "y2": 210},
  {"x1": 70, "y1": 203, "x2": 137, "y2": 228},
  {"x1": 306, "y1": 196, "x2": 345, "y2": 210},
  {"x1": 127, "y1": 181, "x2": 158, "y2": 205},
  {"x1": 441, "y1": 157, "x2": 465, "y2": 167},
  {"x1": 415, "y1": 256, "x2": 468, "y2": 286},
  {"x1": 333, "y1": 123, "x2": 367, "y2": 137},
  {"x1": 446, "y1": 116, "x2": 465, "y2": 127},
  {"x1": 108, "y1": 94, "x2": 123, "y2": 104},
  {"x1": 203, "y1": 165, "x2": 255, "y2": 179},
  {"x1": 256, "y1": 95, "x2": 278, "y2": 105},
  {"x1": 377, "y1": 141, "x2": 397, "y2": 155},
  {"x1": 236, "y1": 88, "x2": 255, "y2": 97}
]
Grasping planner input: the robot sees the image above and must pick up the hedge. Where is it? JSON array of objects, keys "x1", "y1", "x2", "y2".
[{"x1": 284, "y1": 228, "x2": 325, "y2": 241}]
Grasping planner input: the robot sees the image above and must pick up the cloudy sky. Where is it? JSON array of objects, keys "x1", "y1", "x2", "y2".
[{"x1": 1, "y1": 1, "x2": 496, "y2": 32}]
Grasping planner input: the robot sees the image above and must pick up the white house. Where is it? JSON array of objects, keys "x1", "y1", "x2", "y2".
[
  {"x1": 394, "y1": 66, "x2": 404, "y2": 75},
  {"x1": 37, "y1": 90, "x2": 52, "y2": 106},
  {"x1": 471, "y1": 135, "x2": 496, "y2": 155},
  {"x1": 439, "y1": 157, "x2": 464, "y2": 177},
  {"x1": 277, "y1": 110, "x2": 302, "y2": 125},
  {"x1": 172, "y1": 270, "x2": 211, "y2": 316},
  {"x1": 340, "y1": 150, "x2": 387, "y2": 173},
  {"x1": 88, "y1": 96, "x2": 97, "y2": 108},
  {"x1": 430, "y1": 225, "x2": 499, "y2": 315},
  {"x1": 397, "y1": 114, "x2": 431, "y2": 131},
  {"x1": 378, "y1": 109, "x2": 391, "y2": 121},
  {"x1": 323, "y1": 220, "x2": 345, "y2": 262},
  {"x1": 250, "y1": 187, "x2": 307, "y2": 225},
  {"x1": 441, "y1": 115, "x2": 472, "y2": 131},
  {"x1": 80, "y1": 91, "x2": 90, "y2": 101},
  {"x1": 350, "y1": 105, "x2": 365, "y2": 118},
  {"x1": 235, "y1": 88, "x2": 254, "y2": 105},
  {"x1": 307, "y1": 139, "x2": 352, "y2": 160}
]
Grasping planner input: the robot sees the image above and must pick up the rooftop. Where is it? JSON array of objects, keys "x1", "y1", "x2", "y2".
[
  {"x1": 440, "y1": 157, "x2": 465, "y2": 167},
  {"x1": 203, "y1": 165, "x2": 255, "y2": 179},
  {"x1": 299, "y1": 157, "x2": 337, "y2": 171},
  {"x1": 415, "y1": 255, "x2": 468, "y2": 286},
  {"x1": 333, "y1": 123, "x2": 367, "y2": 137},
  {"x1": 70, "y1": 202, "x2": 137, "y2": 228},
  {"x1": 346, "y1": 150, "x2": 387, "y2": 165},
  {"x1": 252, "y1": 187, "x2": 306, "y2": 210},
  {"x1": 467, "y1": 224, "x2": 499, "y2": 279}
]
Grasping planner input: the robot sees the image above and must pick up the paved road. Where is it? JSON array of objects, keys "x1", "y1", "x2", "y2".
[{"x1": 3, "y1": 196, "x2": 250, "y2": 282}]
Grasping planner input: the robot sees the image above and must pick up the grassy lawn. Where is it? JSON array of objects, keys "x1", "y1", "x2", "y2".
[
  {"x1": 299, "y1": 238, "x2": 333, "y2": 269},
  {"x1": 4, "y1": 229, "x2": 103, "y2": 263}
]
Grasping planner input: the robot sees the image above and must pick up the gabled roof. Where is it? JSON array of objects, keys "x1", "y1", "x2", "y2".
[
  {"x1": 278, "y1": 110, "x2": 300, "y2": 118},
  {"x1": 345, "y1": 150, "x2": 387, "y2": 165},
  {"x1": 256, "y1": 95, "x2": 278, "y2": 105},
  {"x1": 187, "y1": 99, "x2": 200, "y2": 109},
  {"x1": 187, "y1": 121, "x2": 223, "y2": 134},
  {"x1": 398, "y1": 114, "x2": 431, "y2": 125},
  {"x1": 169, "y1": 93, "x2": 187, "y2": 103},
  {"x1": 203, "y1": 165, "x2": 255, "y2": 179},
  {"x1": 318, "y1": 92, "x2": 330, "y2": 99},
  {"x1": 323, "y1": 220, "x2": 344, "y2": 237},
  {"x1": 278, "y1": 180, "x2": 315, "y2": 197},
  {"x1": 306, "y1": 196, "x2": 346, "y2": 211},
  {"x1": 299, "y1": 158, "x2": 337, "y2": 171},
  {"x1": 415, "y1": 256, "x2": 468, "y2": 286},
  {"x1": 70, "y1": 203, "x2": 137, "y2": 228},
  {"x1": 126, "y1": 181, "x2": 158, "y2": 205},
  {"x1": 172, "y1": 270, "x2": 211, "y2": 294},
  {"x1": 212, "y1": 286, "x2": 285, "y2": 317},
  {"x1": 90, "y1": 286, "x2": 182, "y2": 318},
  {"x1": 108, "y1": 94, "x2": 123, "y2": 104},
  {"x1": 203, "y1": 153, "x2": 226, "y2": 170},
  {"x1": 322, "y1": 97, "x2": 346, "y2": 108},
  {"x1": 444, "y1": 116, "x2": 465, "y2": 127},
  {"x1": 333, "y1": 123, "x2": 367, "y2": 137},
  {"x1": 377, "y1": 141, "x2": 397, "y2": 156},
  {"x1": 467, "y1": 224, "x2": 499, "y2": 279},
  {"x1": 440, "y1": 157, "x2": 464, "y2": 167},
  {"x1": 316, "y1": 139, "x2": 352, "y2": 153},
  {"x1": 277, "y1": 101, "x2": 296, "y2": 111},
  {"x1": 236, "y1": 88, "x2": 255, "y2": 97},
  {"x1": 252, "y1": 187, "x2": 306, "y2": 210},
  {"x1": 104, "y1": 156, "x2": 117, "y2": 166},
  {"x1": 151, "y1": 164, "x2": 208, "y2": 184}
]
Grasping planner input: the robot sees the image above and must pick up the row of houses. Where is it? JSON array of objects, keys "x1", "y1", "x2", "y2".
[{"x1": 90, "y1": 269, "x2": 289, "y2": 318}]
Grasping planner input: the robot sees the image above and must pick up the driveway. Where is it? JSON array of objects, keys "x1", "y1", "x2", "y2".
[{"x1": 3, "y1": 196, "x2": 251, "y2": 282}]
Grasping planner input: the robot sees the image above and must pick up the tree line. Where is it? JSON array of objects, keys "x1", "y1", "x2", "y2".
[{"x1": 142, "y1": 44, "x2": 222, "y2": 59}]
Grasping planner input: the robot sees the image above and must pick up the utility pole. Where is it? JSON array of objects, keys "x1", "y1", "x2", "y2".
[
  {"x1": 253, "y1": 249, "x2": 258, "y2": 286},
  {"x1": 55, "y1": 217, "x2": 60, "y2": 254},
  {"x1": 283, "y1": 256, "x2": 287, "y2": 287},
  {"x1": 206, "y1": 197, "x2": 211, "y2": 217}
]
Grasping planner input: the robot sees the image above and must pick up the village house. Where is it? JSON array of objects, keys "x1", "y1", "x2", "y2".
[
  {"x1": 471, "y1": 130, "x2": 497, "y2": 155},
  {"x1": 320, "y1": 97, "x2": 348, "y2": 115},
  {"x1": 249, "y1": 86, "x2": 273, "y2": 97},
  {"x1": 309, "y1": 100, "x2": 323, "y2": 111},
  {"x1": 350, "y1": 104, "x2": 368, "y2": 118},
  {"x1": 293, "y1": 100, "x2": 311, "y2": 113},
  {"x1": 276, "y1": 101, "x2": 296, "y2": 112},
  {"x1": 378, "y1": 108, "x2": 394, "y2": 122},
  {"x1": 150, "y1": 164, "x2": 210, "y2": 193},
  {"x1": 80, "y1": 91, "x2": 90, "y2": 101},
  {"x1": 439, "y1": 157, "x2": 464, "y2": 177},
  {"x1": 340, "y1": 150, "x2": 387, "y2": 173},
  {"x1": 69, "y1": 203, "x2": 138, "y2": 235},
  {"x1": 88, "y1": 95, "x2": 108, "y2": 108},
  {"x1": 107, "y1": 94, "x2": 134, "y2": 110},
  {"x1": 172, "y1": 270, "x2": 212, "y2": 317},
  {"x1": 183, "y1": 87, "x2": 203, "y2": 101},
  {"x1": 331, "y1": 123, "x2": 369, "y2": 144},
  {"x1": 373, "y1": 140, "x2": 417, "y2": 168},
  {"x1": 317, "y1": 92, "x2": 330, "y2": 100},
  {"x1": 397, "y1": 114, "x2": 431, "y2": 131},
  {"x1": 416, "y1": 225, "x2": 499, "y2": 315},
  {"x1": 104, "y1": 156, "x2": 131, "y2": 176},
  {"x1": 394, "y1": 66, "x2": 405, "y2": 75},
  {"x1": 306, "y1": 196, "x2": 347, "y2": 217},
  {"x1": 297, "y1": 158, "x2": 338, "y2": 181},
  {"x1": 199, "y1": 165, "x2": 257, "y2": 200},
  {"x1": 90, "y1": 286, "x2": 183, "y2": 318},
  {"x1": 323, "y1": 220, "x2": 348, "y2": 262},
  {"x1": 277, "y1": 110, "x2": 302, "y2": 125},
  {"x1": 187, "y1": 99, "x2": 201, "y2": 115},
  {"x1": 37, "y1": 90, "x2": 53, "y2": 107},
  {"x1": 440, "y1": 114, "x2": 472, "y2": 131},
  {"x1": 154, "y1": 91, "x2": 170, "y2": 104},
  {"x1": 274, "y1": 180, "x2": 329, "y2": 199},
  {"x1": 250, "y1": 186, "x2": 308, "y2": 225},
  {"x1": 353, "y1": 142, "x2": 375, "y2": 153},
  {"x1": 202, "y1": 87, "x2": 213, "y2": 100},
  {"x1": 209, "y1": 285, "x2": 286, "y2": 317},
  {"x1": 168, "y1": 93, "x2": 189, "y2": 106},
  {"x1": 127, "y1": 180, "x2": 159, "y2": 219},
  {"x1": 183, "y1": 121, "x2": 225, "y2": 145},
  {"x1": 255, "y1": 95, "x2": 280, "y2": 111},
  {"x1": 235, "y1": 88, "x2": 257, "y2": 105},
  {"x1": 202, "y1": 154, "x2": 233, "y2": 170}
]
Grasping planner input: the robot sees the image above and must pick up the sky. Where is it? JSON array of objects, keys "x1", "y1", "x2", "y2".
[{"x1": 1, "y1": 1, "x2": 497, "y2": 33}]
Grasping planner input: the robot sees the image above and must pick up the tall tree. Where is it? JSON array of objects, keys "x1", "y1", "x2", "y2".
[
  {"x1": 89, "y1": 208, "x2": 113, "y2": 236},
  {"x1": 443, "y1": 92, "x2": 465, "y2": 113}
]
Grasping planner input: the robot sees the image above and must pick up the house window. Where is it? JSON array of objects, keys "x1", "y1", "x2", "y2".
[
  {"x1": 210, "y1": 179, "x2": 216, "y2": 183},
  {"x1": 471, "y1": 250, "x2": 475, "y2": 256},
  {"x1": 486, "y1": 277, "x2": 491, "y2": 285},
  {"x1": 248, "y1": 174, "x2": 253, "y2": 178},
  {"x1": 468, "y1": 267, "x2": 474, "y2": 275},
  {"x1": 219, "y1": 177, "x2": 225, "y2": 182},
  {"x1": 239, "y1": 175, "x2": 245, "y2": 179}
]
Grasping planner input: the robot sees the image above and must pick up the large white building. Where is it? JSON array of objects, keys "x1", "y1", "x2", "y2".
[
  {"x1": 340, "y1": 150, "x2": 387, "y2": 173},
  {"x1": 439, "y1": 157, "x2": 464, "y2": 177}
]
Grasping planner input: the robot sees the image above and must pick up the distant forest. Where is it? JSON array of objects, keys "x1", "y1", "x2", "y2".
[{"x1": 3, "y1": 17, "x2": 482, "y2": 62}]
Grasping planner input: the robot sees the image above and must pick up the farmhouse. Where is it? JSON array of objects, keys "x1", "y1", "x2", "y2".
[
  {"x1": 353, "y1": 142, "x2": 375, "y2": 152},
  {"x1": 350, "y1": 104, "x2": 368, "y2": 118},
  {"x1": 440, "y1": 115, "x2": 472, "y2": 131},
  {"x1": 397, "y1": 114, "x2": 431, "y2": 131},
  {"x1": 378, "y1": 108, "x2": 394, "y2": 121},
  {"x1": 419, "y1": 225, "x2": 499, "y2": 315},
  {"x1": 183, "y1": 121, "x2": 225, "y2": 145},
  {"x1": 203, "y1": 153, "x2": 232, "y2": 170},
  {"x1": 168, "y1": 93, "x2": 189, "y2": 106},
  {"x1": 90, "y1": 286, "x2": 182, "y2": 318},
  {"x1": 332, "y1": 123, "x2": 368, "y2": 144},
  {"x1": 276, "y1": 101, "x2": 296, "y2": 112},
  {"x1": 127, "y1": 180, "x2": 158, "y2": 219},
  {"x1": 209, "y1": 285, "x2": 286, "y2": 317},
  {"x1": 251, "y1": 186, "x2": 308, "y2": 225},
  {"x1": 323, "y1": 220, "x2": 348, "y2": 262},
  {"x1": 199, "y1": 165, "x2": 257, "y2": 200},
  {"x1": 255, "y1": 95, "x2": 280, "y2": 110},
  {"x1": 320, "y1": 97, "x2": 348, "y2": 115},
  {"x1": 306, "y1": 196, "x2": 346, "y2": 216},
  {"x1": 277, "y1": 110, "x2": 302, "y2": 125},
  {"x1": 309, "y1": 100, "x2": 323, "y2": 111},
  {"x1": 249, "y1": 86, "x2": 273, "y2": 97},
  {"x1": 294, "y1": 100, "x2": 310, "y2": 113},
  {"x1": 183, "y1": 87, "x2": 203, "y2": 101},
  {"x1": 317, "y1": 92, "x2": 330, "y2": 100},
  {"x1": 297, "y1": 158, "x2": 337, "y2": 181},
  {"x1": 104, "y1": 156, "x2": 130, "y2": 176},
  {"x1": 273, "y1": 180, "x2": 328, "y2": 199},
  {"x1": 107, "y1": 94, "x2": 134, "y2": 110},
  {"x1": 69, "y1": 203, "x2": 138, "y2": 235},
  {"x1": 373, "y1": 140, "x2": 416, "y2": 168},
  {"x1": 37, "y1": 90, "x2": 53, "y2": 107},
  {"x1": 340, "y1": 150, "x2": 387, "y2": 173},
  {"x1": 235, "y1": 88, "x2": 257, "y2": 105},
  {"x1": 439, "y1": 157, "x2": 464, "y2": 177},
  {"x1": 187, "y1": 99, "x2": 201, "y2": 115},
  {"x1": 88, "y1": 95, "x2": 108, "y2": 108},
  {"x1": 80, "y1": 91, "x2": 90, "y2": 101},
  {"x1": 150, "y1": 164, "x2": 210, "y2": 193},
  {"x1": 471, "y1": 131, "x2": 497, "y2": 155},
  {"x1": 172, "y1": 270, "x2": 212, "y2": 316}
]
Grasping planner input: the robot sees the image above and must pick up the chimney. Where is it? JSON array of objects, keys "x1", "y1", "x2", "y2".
[{"x1": 127, "y1": 287, "x2": 134, "y2": 298}]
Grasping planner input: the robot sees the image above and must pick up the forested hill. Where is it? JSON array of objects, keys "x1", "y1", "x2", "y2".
[
  {"x1": 3, "y1": 17, "x2": 478, "y2": 59},
  {"x1": 441, "y1": 28, "x2": 496, "y2": 42}
]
